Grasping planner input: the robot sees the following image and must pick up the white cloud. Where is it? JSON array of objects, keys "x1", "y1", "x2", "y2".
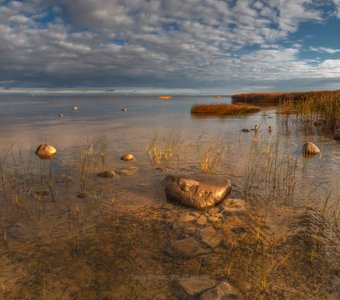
[
  {"x1": 0, "y1": 0, "x2": 339, "y2": 89},
  {"x1": 309, "y1": 46, "x2": 340, "y2": 54}
]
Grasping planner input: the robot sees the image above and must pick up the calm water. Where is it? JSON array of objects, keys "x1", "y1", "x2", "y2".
[
  {"x1": 0, "y1": 95, "x2": 339, "y2": 299},
  {"x1": 0, "y1": 95, "x2": 339, "y2": 206}
]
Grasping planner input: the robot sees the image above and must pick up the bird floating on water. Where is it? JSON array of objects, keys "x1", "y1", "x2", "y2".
[{"x1": 73, "y1": 106, "x2": 78, "y2": 111}]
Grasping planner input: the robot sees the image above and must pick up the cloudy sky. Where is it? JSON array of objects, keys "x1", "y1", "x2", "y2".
[{"x1": 1, "y1": 0, "x2": 340, "y2": 93}]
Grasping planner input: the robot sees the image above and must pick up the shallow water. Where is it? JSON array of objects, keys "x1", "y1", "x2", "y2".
[
  {"x1": 0, "y1": 95, "x2": 339, "y2": 299},
  {"x1": 1, "y1": 95, "x2": 339, "y2": 206}
]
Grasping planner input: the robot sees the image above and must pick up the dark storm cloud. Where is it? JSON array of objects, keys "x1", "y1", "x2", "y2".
[{"x1": 0, "y1": 0, "x2": 340, "y2": 90}]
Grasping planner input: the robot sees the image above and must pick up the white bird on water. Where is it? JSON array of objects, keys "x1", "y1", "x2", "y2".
[{"x1": 73, "y1": 106, "x2": 78, "y2": 111}]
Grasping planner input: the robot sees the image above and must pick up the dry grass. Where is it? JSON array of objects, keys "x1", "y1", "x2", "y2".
[
  {"x1": 280, "y1": 93, "x2": 340, "y2": 131},
  {"x1": 232, "y1": 90, "x2": 340, "y2": 104},
  {"x1": 147, "y1": 133, "x2": 182, "y2": 168},
  {"x1": 196, "y1": 135, "x2": 227, "y2": 173},
  {"x1": 191, "y1": 103, "x2": 260, "y2": 115}
]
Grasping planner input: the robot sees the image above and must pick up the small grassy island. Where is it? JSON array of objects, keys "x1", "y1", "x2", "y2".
[
  {"x1": 191, "y1": 103, "x2": 261, "y2": 115},
  {"x1": 158, "y1": 95, "x2": 173, "y2": 100}
]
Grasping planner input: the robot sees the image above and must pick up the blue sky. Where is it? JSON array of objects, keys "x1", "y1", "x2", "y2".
[{"x1": 1, "y1": 0, "x2": 340, "y2": 94}]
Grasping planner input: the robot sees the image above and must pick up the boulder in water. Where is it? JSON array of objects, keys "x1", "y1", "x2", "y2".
[
  {"x1": 164, "y1": 175, "x2": 231, "y2": 209},
  {"x1": 121, "y1": 154, "x2": 134, "y2": 161},
  {"x1": 302, "y1": 142, "x2": 320, "y2": 156},
  {"x1": 35, "y1": 144, "x2": 57, "y2": 159}
]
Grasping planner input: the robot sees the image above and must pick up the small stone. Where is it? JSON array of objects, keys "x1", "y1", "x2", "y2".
[
  {"x1": 58, "y1": 114, "x2": 63, "y2": 118},
  {"x1": 199, "y1": 226, "x2": 223, "y2": 248},
  {"x1": 178, "y1": 279, "x2": 216, "y2": 296},
  {"x1": 116, "y1": 167, "x2": 139, "y2": 176},
  {"x1": 97, "y1": 170, "x2": 116, "y2": 178},
  {"x1": 208, "y1": 207, "x2": 220, "y2": 215},
  {"x1": 190, "y1": 211, "x2": 202, "y2": 217},
  {"x1": 77, "y1": 192, "x2": 91, "y2": 198},
  {"x1": 208, "y1": 215, "x2": 221, "y2": 223},
  {"x1": 35, "y1": 144, "x2": 57, "y2": 159},
  {"x1": 197, "y1": 215, "x2": 208, "y2": 225},
  {"x1": 169, "y1": 237, "x2": 208, "y2": 258},
  {"x1": 183, "y1": 224, "x2": 197, "y2": 235},
  {"x1": 334, "y1": 129, "x2": 340, "y2": 140},
  {"x1": 57, "y1": 175, "x2": 74, "y2": 183},
  {"x1": 179, "y1": 214, "x2": 197, "y2": 223},
  {"x1": 33, "y1": 190, "x2": 49, "y2": 196},
  {"x1": 121, "y1": 108, "x2": 127, "y2": 111},
  {"x1": 219, "y1": 198, "x2": 248, "y2": 216},
  {"x1": 121, "y1": 154, "x2": 134, "y2": 161},
  {"x1": 302, "y1": 142, "x2": 320, "y2": 156},
  {"x1": 162, "y1": 202, "x2": 175, "y2": 210},
  {"x1": 200, "y1": 281, "x2": 244, "y2": 300}
]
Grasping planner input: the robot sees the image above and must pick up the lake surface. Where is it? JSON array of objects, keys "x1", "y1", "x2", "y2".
[
  {"x1": 0, "y1": 95, "x2": 339, "y2": 299},
  {"x1": 0, "y1": 95, "x2": 339, "y2": 206}
]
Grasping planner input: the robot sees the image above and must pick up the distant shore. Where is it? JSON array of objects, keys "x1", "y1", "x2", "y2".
[{"x1": 232, "y1": 90, "x2": 340, "y2": 103}]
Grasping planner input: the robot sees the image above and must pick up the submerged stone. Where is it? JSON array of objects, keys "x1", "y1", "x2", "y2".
[
  {"x1": 178, "y1": 279, "x2": 216, "y2": 296},
  {"x1": 57, "y1": 175, "x2": 74, "y2": 183},
  {"x1": 197, "y1": 215, "x2": 208, "y2": 225},
  {"x1": 219, "y1": 198, "x2": 248, "y2": 216},
  {"x1": 77, "y1": 192, "x2": 91, "y2": 198},
  {"x1": 200, "y1": 281, "x2": 244, "y2": 300},
  {"x1": 97, "y1": 170, "x2": 116, "y2": 178},
  {"x1": 121, "y1": 153, "x2": 135, "y2": 161},
  {"x1": 164, "y1": 175, "x2": 232, "y2": 209},
  {"x1": 116, "y1": 167, "x2": 139, "y2": 176},
  {"x1": 199, "y1": 226, "x2": 223, "y2": 248},
  {"x1": 169, "y1": 237, "x2": 208, "y2": 258}
]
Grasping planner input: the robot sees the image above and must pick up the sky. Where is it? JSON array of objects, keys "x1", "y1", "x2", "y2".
[{"x1": 1, "y1": 0, "x2": 340, "y2": 94}]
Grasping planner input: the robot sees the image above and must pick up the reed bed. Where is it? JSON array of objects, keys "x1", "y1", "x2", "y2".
[
  {"x1": 232, "y1": 90, "x2": 340, "y2": 104},
  {"x1": 244, "y1": 135, "x2": 299, "y2": 205},
  {"x1": 280, "y1": 93, "x2": 340, "y2": 131}
]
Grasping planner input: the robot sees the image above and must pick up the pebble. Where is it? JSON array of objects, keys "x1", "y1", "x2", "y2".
[
  {"x1": 97, "y1": 170, "x2": 116, "y2": 178},
  {"x1": 77, "y1": 192, "x2": 91, "y2": 199},
  {"x1": 197, "y1": 215, "x2": 208, "y2": 225},
  {"x1": 121, "y1": 153, "x2": 134, "y2": 161}
]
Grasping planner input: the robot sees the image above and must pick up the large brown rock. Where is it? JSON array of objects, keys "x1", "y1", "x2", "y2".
[{"x1": 164, "y1": 175, "x2": 231, "y2": 209}]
